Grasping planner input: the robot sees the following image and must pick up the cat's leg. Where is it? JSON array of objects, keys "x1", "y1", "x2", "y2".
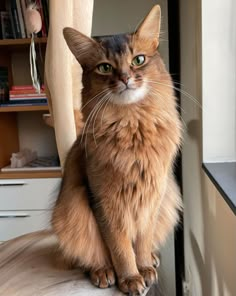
[
  {"x1": 95, "y1": 213, "x2": 146, "y2": 295},
  {"x1": 52, "y1": 186, "x2": 115, "y2": 288},
  {"x1": 110, "y1": 231, "x2": 146, "y2": 295},
  {"x1": 134, "y1": 219, "x2": 158, "y2": 288}
]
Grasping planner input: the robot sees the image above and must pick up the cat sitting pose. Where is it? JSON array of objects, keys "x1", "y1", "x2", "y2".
[{"x1": 52, "y1": 5, "x2": 182, "y2": 295}]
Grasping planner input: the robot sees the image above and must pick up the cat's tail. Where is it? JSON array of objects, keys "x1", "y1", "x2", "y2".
[
  {"x1": 153, "y1": 174, "x2": 182, "y2": 249},
  {"x1": 52, "y1": 185, "x2": 111, "y2": 270}
]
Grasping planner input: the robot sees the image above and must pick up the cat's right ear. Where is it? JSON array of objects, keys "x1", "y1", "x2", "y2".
[{"x1": 63, "y1": 27, "x2": 97, "y2": 66}]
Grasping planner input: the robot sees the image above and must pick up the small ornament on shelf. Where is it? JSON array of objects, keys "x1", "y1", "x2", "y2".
[
  {"x1": 25, "y1": 3, "x2": 42, "y2": 93},
  {"x1": 1, "y1": 148, "x2": 60, "y2": 172},
  {"x1": 10, "y1": 148, "x2": 37, "y2": 168}
]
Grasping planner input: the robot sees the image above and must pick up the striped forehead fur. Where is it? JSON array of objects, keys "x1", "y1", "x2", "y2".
[{"x1": 93, "y1": 34, "x2": 131, "y2": 57}]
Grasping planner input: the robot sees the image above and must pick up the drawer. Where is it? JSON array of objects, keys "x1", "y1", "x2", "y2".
[
  {"x1": 0, "y1": 178, "x2": 61, "y2": 210},
  {"x1": 0, "y1": 210, "x2": 51, "y2": 241}
]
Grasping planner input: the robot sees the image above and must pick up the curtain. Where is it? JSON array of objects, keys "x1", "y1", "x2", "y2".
[{"x1": 44, "y1": 0, "x2": 94, "y2": 168}]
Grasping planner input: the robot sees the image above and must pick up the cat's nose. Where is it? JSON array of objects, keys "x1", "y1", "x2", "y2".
[{"x1": 120, "y1": 73, "x2": 130, "y2": 85}]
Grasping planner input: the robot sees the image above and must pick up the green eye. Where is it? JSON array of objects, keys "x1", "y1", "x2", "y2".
[
  {"x1": 97, "y1": 63, "x2": 113, "y2": 74},
  {"x1": 132, "y1": 55, "x2": 145, "y2": 66}
]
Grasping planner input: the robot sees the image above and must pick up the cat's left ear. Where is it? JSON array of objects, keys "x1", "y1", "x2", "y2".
[
  {"x1": 135, "y1": 5, "x2": 161, "y2": 48},
  {"x1": 63, "y1": 27, "x2": 98, "y2": 66}
]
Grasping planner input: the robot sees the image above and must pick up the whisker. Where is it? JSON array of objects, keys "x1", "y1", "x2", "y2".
[
  {"x1": 149, "y1": 89, "x2": 188, "y2": 130},
  {"x1": 145, "y1": 79, "x2": 202, "y2": 109},
  {"x1": 81, "y1": 88, "x2": 111, "y2": 111},
  {"x1": 80, "y1": 88, "x2": 115, "y2": 146},
  {"x1": 150, "y1": 89, "x2": 186, "y2": 114},
  {"x1": 81, "y1": 97, "x2": 105, "y2": 148},
  {"x1": 92, "y1": 93, "x2": 112, "y2": 146},
  {"x1": 100, "y1": 94, "x2": 113, "y2": 127},
  {"x1": 84, "y1": 101, "x2": 103, "y2": 156},
  {"x1": 85, "y1": 95, "x2": 109, "y2": 152}
]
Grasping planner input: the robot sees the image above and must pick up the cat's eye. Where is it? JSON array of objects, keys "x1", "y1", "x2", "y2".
[
  {"x1": 97, "y1": 63, "x2": 113, "y2": 74},
  {"x1": 132, "y1": 55, "x2": 145, "y2": 66}
]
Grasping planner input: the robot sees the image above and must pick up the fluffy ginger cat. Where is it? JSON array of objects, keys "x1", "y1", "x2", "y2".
[{"x1": 52, "y1": 5, "x2": 182, "y2": 295}]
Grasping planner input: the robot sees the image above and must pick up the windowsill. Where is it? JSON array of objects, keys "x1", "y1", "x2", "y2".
[{"x1": 202, "y1": 162, "x2": 236, "y2": 215}]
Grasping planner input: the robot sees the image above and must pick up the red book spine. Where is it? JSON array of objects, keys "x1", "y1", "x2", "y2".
[
  {"x1": 11, "y1": 85, "x2": 45, "y2": 90},
  {"x1": 10, "y1": 90, "x2": 45, "y2": 95},
  {"x1": 12, "y1": 85, "x2": 34, "y2": 90},
  {"x1": 10, "y1": 95, "x2": 47, "y2": 100}
]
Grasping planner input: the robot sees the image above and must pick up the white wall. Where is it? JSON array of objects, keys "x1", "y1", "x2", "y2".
[
  {"x1": 18, "y1": 112, "x2": 58, "y2": 157},
  {"x1": 202, "y1": 0, "x2": 236, "y2": 162},
  {"x1": 180, "y1": 0, "x2": 236, "y2": 295}
]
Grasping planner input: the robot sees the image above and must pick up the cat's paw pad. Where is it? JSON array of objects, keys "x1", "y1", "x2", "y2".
[
  {"x1": 119, "y1": 274, "x2": 146, "y2": 295},
  {"x1": 139, "y1": 266, "x2": 158, "y2": 287},
  {"x1": 90, "y1": 267, "x2": 115, "y2": 288},
  {"x1": 151, "y1": 252, "x2": 160, "y2": 269}
]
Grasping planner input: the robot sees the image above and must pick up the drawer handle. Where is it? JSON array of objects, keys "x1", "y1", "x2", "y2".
[
  {"x1": 0, "y1": 212, "x2": 30, "y2": 218},
  {"x1": 0, "y1": 181, "x2": 26, "y2": 187}
]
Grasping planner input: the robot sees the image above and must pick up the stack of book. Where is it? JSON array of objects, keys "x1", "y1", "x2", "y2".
[
  {"x1": 0, "y1": 0, "x2": 49, "y2": 39},
  {"x1": 0, "y1": 85, "x2": 47, "y2": 106}
]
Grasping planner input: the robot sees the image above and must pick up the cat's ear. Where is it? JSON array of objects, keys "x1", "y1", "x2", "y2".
[
  {"x1": 63, "y1": 27, "x2": 98, "y2": 66},
  {"x1": 135, "y1": 5, "x2": 161, "y2": 47}
]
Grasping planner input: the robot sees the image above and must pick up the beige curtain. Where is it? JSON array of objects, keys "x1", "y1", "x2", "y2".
[{"x1": 44, "y1": 0, "x2": 94, "y2": 168}]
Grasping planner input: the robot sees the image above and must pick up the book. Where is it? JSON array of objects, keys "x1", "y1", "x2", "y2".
[
  {"x1": 1, "y1": 98, "x2": 47, "y2": 105},
  {"x1": 12, "y1": 84, "x2": 45, "y2": 90},
  {"x1": 10, "y1": 96, "x2": 46, "y2": 100},
  {"x1": 9, "y1": 96, "x2": 47, "y2": 100},
  {"x1": 0, "y1": 11, "x2": 14, "y2": 39},
  {"x1": 11, "y1": 0, "x2": 21, "y2": 38},
  {"x1": 0, "y1": 15, "x2": 2, "y2": 39},
  {"x1": 20, "y1": 0, "x2": 30, "y2": 37},
  {"x1": 0, "y1": 67, "x2": 9, "y2": 103},
  {"x1": 10, "y1": 89, "x2": 46, "y2": 94},
  {"x1": 41, "y1": 0, "x2": 49, "y2": 34},
  {"x1": 16, "y1": 0, "x2": 26, "y2": 38},
  {"x1": 5, "y1": 0, "x2": 16, "y2": 38},
  {"x1": 0, "y1": 102, "x2": 47, "y2": 107}
]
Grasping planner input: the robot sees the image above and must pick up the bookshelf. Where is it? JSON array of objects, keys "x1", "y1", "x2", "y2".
[
  {"x1": 0, "y1": 104, "x2": 49, "y2": 112},
  {"x1": 0, "y1": 37, "x2": 47, "y2": 46},
  {"x1": 0, "y1": 0, "x2": 60, "y2": 179},
  {"x1": 0, "y1": 169, "x2": 61, "y2": 179}
]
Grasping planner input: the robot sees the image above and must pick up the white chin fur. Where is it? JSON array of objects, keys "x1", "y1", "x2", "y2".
[{"x1": 111, "y1": 85, "x2": 148, "y2": 105}]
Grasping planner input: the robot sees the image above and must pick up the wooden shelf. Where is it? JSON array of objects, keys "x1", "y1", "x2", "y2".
[
  {"x1": 0, "y1": 105, "x2": 49, "y2": 112},
  {"x1": 0, "y1": 169, "x2": 62, "y2": 179},
  {"x1": 0, "y1": 37, "x2": 47, "y2": 46},
  {"x1": 0, "y1": 38, "x2": 47, "y2": 51}
]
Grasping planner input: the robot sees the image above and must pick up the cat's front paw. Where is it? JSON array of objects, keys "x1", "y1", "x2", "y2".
[
  {"x1": 139, "y1": 266, "x2": 158, "y2": 287},
  {"x1": 90, "y1": 267, "x2": 115, "y2": 288},
  {"x1": 118, "y1": 274, "x2": 146, "y2": 295}
]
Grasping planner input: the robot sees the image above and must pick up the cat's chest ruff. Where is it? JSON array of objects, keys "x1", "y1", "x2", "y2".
[
  {"x1": 114, "y1": 118, "x2": 158, "y2": 149},
  {"x1": 88, "y1": 111, "x2": 163, "y2": 173}
]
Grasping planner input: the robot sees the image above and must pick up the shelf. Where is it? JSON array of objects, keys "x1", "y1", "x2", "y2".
[
  {"x1": 0, "y1": 105, "x2": 49, "y2": 112},
  {"x1": 0, "y1": 169, "x2": 62, "y2": 179},
  {"x1": 0, "y1": 37, "x2": 47, "y2": 51},
  {"x1": 0, "y1": 37, "x2": 47, "y2": 46}
]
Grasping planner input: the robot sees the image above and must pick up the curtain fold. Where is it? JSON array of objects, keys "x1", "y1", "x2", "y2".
[{"x1": 44, "y1": 0, "x2": 94, "y2": 168}]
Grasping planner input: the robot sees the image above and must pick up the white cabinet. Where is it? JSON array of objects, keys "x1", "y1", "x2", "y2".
[
  {"x1": 0, "y1": 210, "x2": 51, "y2": 241},
  {"x1": 0, "y1": 178, "x2": 61, "y2": 241}
]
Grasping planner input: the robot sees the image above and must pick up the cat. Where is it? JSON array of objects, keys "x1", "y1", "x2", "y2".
[{"x1": 52, "y1": 5, "x2": 182, "y2": 295}]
